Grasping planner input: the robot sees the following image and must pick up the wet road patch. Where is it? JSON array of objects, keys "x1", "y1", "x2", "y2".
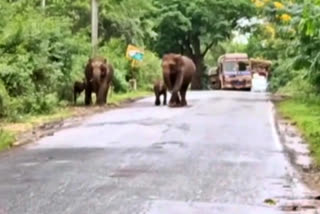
[
  {"x1": 144, "y1": 200, "x2": 284, "y2": 214},
  {"x1": 151, "y1": 141, "x2": 185, "y2": 149},
  {"x1": 109, "y1": 168, "x2": 149, "y2": 178},
  {"x1": 86, "y1": 118, "x2": 166, "y2": 127}
]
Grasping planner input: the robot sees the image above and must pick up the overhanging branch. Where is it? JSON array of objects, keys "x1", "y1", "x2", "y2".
[
  {"x1": 183, "y1": 36, "x2": 195, "y2": 58},
  {"x1": 201, "y1": 40, "x2": 216, "y2": 57}
]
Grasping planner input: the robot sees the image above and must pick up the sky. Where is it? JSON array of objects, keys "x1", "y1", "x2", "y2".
[{"x1": 232, "y1": 17, "x2": 264, "y2": 44}]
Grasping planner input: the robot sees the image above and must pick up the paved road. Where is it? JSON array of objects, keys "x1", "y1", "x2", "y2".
[{"x1": 0, "y1": 91, "x2": 310, "y2": 214}]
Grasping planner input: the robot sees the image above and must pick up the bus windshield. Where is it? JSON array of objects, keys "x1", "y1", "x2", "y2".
[
  {"x1": 223, "y1": 62, "x2": 237, "y2": 75},
  {"x1": 223, "y1": 61, "x2": 250, "y2": 75}
]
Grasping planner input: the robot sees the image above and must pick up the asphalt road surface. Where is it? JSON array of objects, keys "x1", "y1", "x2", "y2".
[{"x1": 0, "y1": 91, "x2": 311, "y2": 214}]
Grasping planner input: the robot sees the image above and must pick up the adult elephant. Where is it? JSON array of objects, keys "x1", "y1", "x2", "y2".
[
  {"x1": 161, "y1": 53, "x2": 196, "y2": 107},
  {"x1": 84, "y1": 56, "x2": 114, "y2": 106}
]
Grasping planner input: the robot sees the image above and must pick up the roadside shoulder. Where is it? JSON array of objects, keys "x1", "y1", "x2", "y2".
[
  {"x1": 273, "y1": 97, "x2": 320, "y2": 194},
  {"x1": 0, "y1": 91, "x2": 151, "y2": 152}
]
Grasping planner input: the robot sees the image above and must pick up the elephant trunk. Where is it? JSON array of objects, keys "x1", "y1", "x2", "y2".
[
  {"x1": 162, "y1": 65, "x2": 172, "y2": 92},
  {"x1": 92, "y1": 68, "x2": 102, "y2": 92}
]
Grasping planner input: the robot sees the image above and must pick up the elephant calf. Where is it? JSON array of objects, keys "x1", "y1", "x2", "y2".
[
  {"x1": 73, "y1": 80, "x2": 86, "y2": 104},
  {"x1": 154, "y1": 80, "x2": 167, "y2": 106}
]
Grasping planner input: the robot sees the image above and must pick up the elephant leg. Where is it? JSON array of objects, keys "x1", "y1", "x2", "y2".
[
  {"x1": 169, "y1": 70, "x2": 183, "y2": 107},
  {"x1": 97, "y1": 91, "x2": 105, "y2": 105},
  {"x1": 85, "y1": 85, "x2": 92, "y2": 106},
  {"x1": 176, "y1": 93, "x2": 181, "y2": 105},
  {"x1": 74, "y1": 91, "x2": 77, "y2": 104},
  {"x1": 97, "y1": 82, "x2": 109, "y2": 105},
  {"x1": 169, "y1": 93, "x2": 176, "y2": 106},
  {"x1": 155, "y1": 94, "x2": 160, "y2": 106},
  {"x1": 163, "y1": 91, "x2": 167, "y2": 105},
  {"x1": 104, "y1": 84, "x2": 110, "y2": 104},
  {"x1": 95, "y1": 91, "x2": 100, "y2": 105},
  {"x1": 169, "y1": 92, "x2": 180, "y2": 107},
  {"x1": 180, "y1": 85, "x2": 188, "y2": 106}
]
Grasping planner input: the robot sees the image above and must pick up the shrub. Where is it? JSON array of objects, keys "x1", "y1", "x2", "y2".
[
  {"x1": 0, "y1": 130, "x2": 14, "y2": 150},
  {"x1": 135, "y1": 50, "x2": 162, "y2": 90},
  {"x1": 0, "y1": 80, "x2": 10, "y2": 117}
]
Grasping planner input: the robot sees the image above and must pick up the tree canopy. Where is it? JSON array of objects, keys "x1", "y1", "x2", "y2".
[
  {"x1": 247, "y1": 0, "x2": 320, "y2": 94},
  {"x1": 150, "y1": 0, "x2": 255, "y2": 88},
  {"x1": 2, "y1": 0, "x2": 320, "y2": 120}
]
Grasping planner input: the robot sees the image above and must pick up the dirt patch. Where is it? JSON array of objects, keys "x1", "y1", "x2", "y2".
[
  {"x1": 270, "y1": 93, "x2": 292, "y2": 103},
  {"x1": 10, "y1": 96, "x2": 148, "y2": 149}
]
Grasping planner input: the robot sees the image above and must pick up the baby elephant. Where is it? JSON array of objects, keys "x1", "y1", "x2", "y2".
[
  {"x1": 154, "y1": 80, "x2": 167, "y2": 106},
  {"x1": 73, "y1": 80, "x2": 86, "y2": 104}
]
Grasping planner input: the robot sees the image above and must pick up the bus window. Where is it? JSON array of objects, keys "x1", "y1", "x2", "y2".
[{"x1": 223, "y1": 62, "x2": 237, "y2": 75}]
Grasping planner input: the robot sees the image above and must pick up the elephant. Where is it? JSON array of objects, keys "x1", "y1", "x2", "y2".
[
  {"x1": 73, "y1": 79, "x2": 86, "y2": 104},
  {"x1": 84, "y1": 56, "x2": 114, "y2": 106},
  {"x1": 161, "y1": 53, "x2": 196, "y2": 107},
  {"x1": 153, "y1": 80, "x2": 167, "y2": 106}
]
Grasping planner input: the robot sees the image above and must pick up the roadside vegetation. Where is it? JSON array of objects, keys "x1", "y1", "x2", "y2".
[
  {"x1": 0, "y1": 0, "x2": 255, "y2": 150},
  {"x1": 1, "y1": 0, "x2": 319, "y2": 157},
  {"x1": 277, "y1": 99, "x2": 320, "y2": 165},
  {"x1": 246, "y1": 0, "x2": 320, "y2": 165}
]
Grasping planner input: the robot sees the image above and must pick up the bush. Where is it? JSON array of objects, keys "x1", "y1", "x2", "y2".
[
  {"x1": 0, "y1": 130, "x2": 14, "y2": 150},
  {"x1": 135, "y1": 50, "x2": 162, "y2": 90},
  {"x1": 0, "y1": 6, "x2": 90, "y2": 118},
  {"x1": 277, "y1": 72, "x2": 320, "y2": 104},
  {"x1": 99, "y1": 39, "x2": 162, "y2": 92},
  {"x1": 0, "y1": 80, "x2": 10, "y2": 117},
  {"x1": 0, "y1": 2, "x2": 162, "y2": 122},
  {"x1": 268, "y1": 58, "x2": 297, "y2": 92}
]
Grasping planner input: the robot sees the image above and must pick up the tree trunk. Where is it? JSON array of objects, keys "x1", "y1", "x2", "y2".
[
  {"x1": 91, "y1": 0, "x2": 99, "y2": 56},
  {"x1": 41, "y1": 0, "x2": 46, "y2": 9},
  {"x1": 191, "y1": 56, "x2": 205, "y2": 90}
]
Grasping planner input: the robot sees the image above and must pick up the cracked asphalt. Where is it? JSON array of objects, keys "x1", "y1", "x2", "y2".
[{"x1": 0, "y1": 91, "x2": 312, "y2": 214}]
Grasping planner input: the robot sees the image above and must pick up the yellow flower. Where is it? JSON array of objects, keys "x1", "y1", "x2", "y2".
[
  {"x1": 274, "y1": 1, "x2": 284, "y2": 9},
  {"x1": 265, "y1": 24, "x2": 276, "y2": 38},
  {"x1": 252, "y1": 0, "x2": 265, "y2": 8},
  {"x1": 280, "y1": 14, "x2": 292, "y2": 22}
]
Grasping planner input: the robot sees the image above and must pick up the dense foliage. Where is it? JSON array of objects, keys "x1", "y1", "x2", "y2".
[
  {"x1": 0, "y1": 0, "x2": 161, "y2": 120},
  {"x1": 150, "y1": 0, "x2": 255, "y2": 89},
  {"x1": 3, "y1": 0, "x2": 314, "y2": 121},
  {"x1": 248, "y1": 0, "x2": 320, "y2": 96}
]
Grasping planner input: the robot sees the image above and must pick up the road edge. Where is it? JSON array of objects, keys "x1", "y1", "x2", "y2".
[
  {"x1": 9, "y1": 95, "x2": 151, "y2": 150},
  {"x1": 269, "y1": 99, "x2": 320, "y2": 213}
]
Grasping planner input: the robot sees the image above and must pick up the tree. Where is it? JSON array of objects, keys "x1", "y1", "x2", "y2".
[
  {"x1": 249, "y1": 0, "x2": 320, "y2": 91},
  {"x1": 99, "y1": 0, "x2": 157, "y2": 45},
  {"x1": 151, "y1": 0, "x2": 255, "y2": 89}
]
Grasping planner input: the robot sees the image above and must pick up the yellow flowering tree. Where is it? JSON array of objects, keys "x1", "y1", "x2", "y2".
[{"x1": 248, "y1": 0, "x2": 320, "y2": 91}]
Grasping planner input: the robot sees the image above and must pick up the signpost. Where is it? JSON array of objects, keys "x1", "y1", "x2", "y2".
[
  {"x1": 126, "y1": 45, "x2": 144, "y2": 90},
  {"x1": 126, "y1": 44, "x2": 144, "y2": 65}
]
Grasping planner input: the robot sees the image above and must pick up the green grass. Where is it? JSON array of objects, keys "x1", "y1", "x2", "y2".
[
  {"x1": 277, "y1": 99, "x2": 320, "y2": 165},
  {"x1": 0, "y1": 90, "x2": 151, "y2": 152},
  {"x1": 108, "y1": 90, "x2": 151, "y2": 105},
  {"x1": 0, "y1": 130, "x2": 15, "y2": 151}
]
